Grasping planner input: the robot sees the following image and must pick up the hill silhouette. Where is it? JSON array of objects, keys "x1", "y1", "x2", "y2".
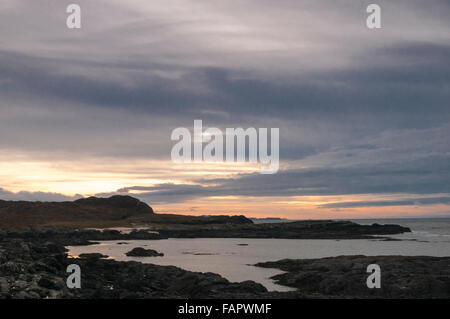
[
  {"x1": 0, "y1": 195, "x2": 252, "y2": 229},
  {"x1": 0, "y1": 195, "x2": 153, "y2": 228}
]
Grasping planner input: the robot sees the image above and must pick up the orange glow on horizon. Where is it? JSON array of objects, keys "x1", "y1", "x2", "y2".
[{"x1": 0, "y1": 152, "x2": 449, "y2": 219}]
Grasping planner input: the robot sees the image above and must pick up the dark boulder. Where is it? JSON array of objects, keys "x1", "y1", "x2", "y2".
[
  {"x1": 125, "y1": 247, "x2": 164, "y2": 257},
  {"x1": 78, "y1": 253, "x2": 109, "y2": 260}
]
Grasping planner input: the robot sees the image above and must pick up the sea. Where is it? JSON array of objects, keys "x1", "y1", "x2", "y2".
[{"x1": 67, "y1": 218, "x2": 450, "y2": 292}]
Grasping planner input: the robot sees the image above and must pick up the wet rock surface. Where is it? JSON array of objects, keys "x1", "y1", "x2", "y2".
[
  {"x1": 0, "y1": 227, "x2": 165, "y2": 246},
  {"x1": 1, "y1": 233, "x2": 449, "y2": 298},
  {"x1": 1, "y1": 223, "x2": 441, "y2": 299},
  {"x1": 256, "y1": 255, "x2": 450, "y2": 298},
  {"x1": 155, "y1": 220, "x2": 411, "y2": 239},
  {"x1": 125, "y1": 247, "x2": 164, "y2": 257},
  {"x1": 0, "y1": 235, "x2": 275, "y2": 299}
]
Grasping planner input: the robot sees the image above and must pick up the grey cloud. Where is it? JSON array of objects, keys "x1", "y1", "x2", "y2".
[
  {"x1": 0, "y1": 0, "x2": 449, "y2": 210},
  {"x1": 0, "y1": 188, "x2": 82, "y2": 202},
  {"x1": 1, "y1": 41, "x2": 449, "y2": 123},
  {"x1": 94, "y1": 153, "x2": 450, "y2": 204},
  {"x1": 319, "y1": 197, "x2": 450, "y2": 208},
  {"x1": 95, "y1": 184, "x2": 209, "y2": 204}
]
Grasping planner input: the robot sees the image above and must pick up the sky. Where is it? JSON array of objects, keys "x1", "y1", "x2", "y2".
[{"x1": 0, "y1": 0, "x2": 449, "y2": 219}]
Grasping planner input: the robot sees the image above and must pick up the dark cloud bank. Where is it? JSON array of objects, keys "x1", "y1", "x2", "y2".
[{"x1": 0, "y1": 0, "x2": 449, "y2": 213}]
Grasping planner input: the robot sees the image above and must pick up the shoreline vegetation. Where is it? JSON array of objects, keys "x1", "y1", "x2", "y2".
[{"x1": 3, "y1": 195, "x2": 448, "y2": 298}]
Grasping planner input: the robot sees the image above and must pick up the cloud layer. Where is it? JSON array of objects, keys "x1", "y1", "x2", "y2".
[{"x1": 0, "y1": 0, "x2": 449, "y2": 217}]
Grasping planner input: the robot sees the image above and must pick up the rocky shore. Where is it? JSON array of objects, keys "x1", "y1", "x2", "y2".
[
  {"x1": 0, "y1": 218, "x2": 411, "y2": 244},
  {"x1": 0, "y1": 236, "x2": 274, "y2": 298},
  {"x1": 154, "y1": 220, "x2": 411, "y2": 239},
  {"x1": 1, "y1": 229, "x2": 449, "y2": 298},
  {"x1": 125, "y1": 247, "x2": 164, "y2": 257},
  {"x1": 1, "y1": 215, "x2": 436, "y2": 299},
  {"x1": 256, "y1": 255, "x2": 450, "y2": 298},
  {"x1": 0, "y1": 196, "x2": 411, "y2": 241},
  {"x1": 0, "y1": 227, "x2": 165, "y2": 246}
]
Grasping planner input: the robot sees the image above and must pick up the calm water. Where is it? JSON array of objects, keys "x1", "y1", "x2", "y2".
[{"x1": 68, "y1": 218, "x2": 450, "y2": 292}]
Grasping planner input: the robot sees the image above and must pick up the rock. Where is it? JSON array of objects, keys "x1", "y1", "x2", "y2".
[
  {"x1": 78, "y1": 253, "x2": 109, "y2": 259},
  {"x1": 255, "y1": 255, "x2": 450, "y2": 298},
  {"x1": 37, "y1": 277, "x2": 60, "y2": 290},
  {"x1": 1, "y1": 223, "x2": 438, "y2": 299},
  {"x1": 0, "y1": 278, "x2": 10, "y2": 293},
  {"x1": 125, "y1": 247, "x2": 164, "y2": 257},
  {"x1": 1, "y1": 234, "x2": 275, "y2": 299},
  {"x1": 157, "y1": 220, "x2": 411, "y2": 239},
  {"x1": 2, "y1": 227, "x2": 166, "y2": 246}
]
